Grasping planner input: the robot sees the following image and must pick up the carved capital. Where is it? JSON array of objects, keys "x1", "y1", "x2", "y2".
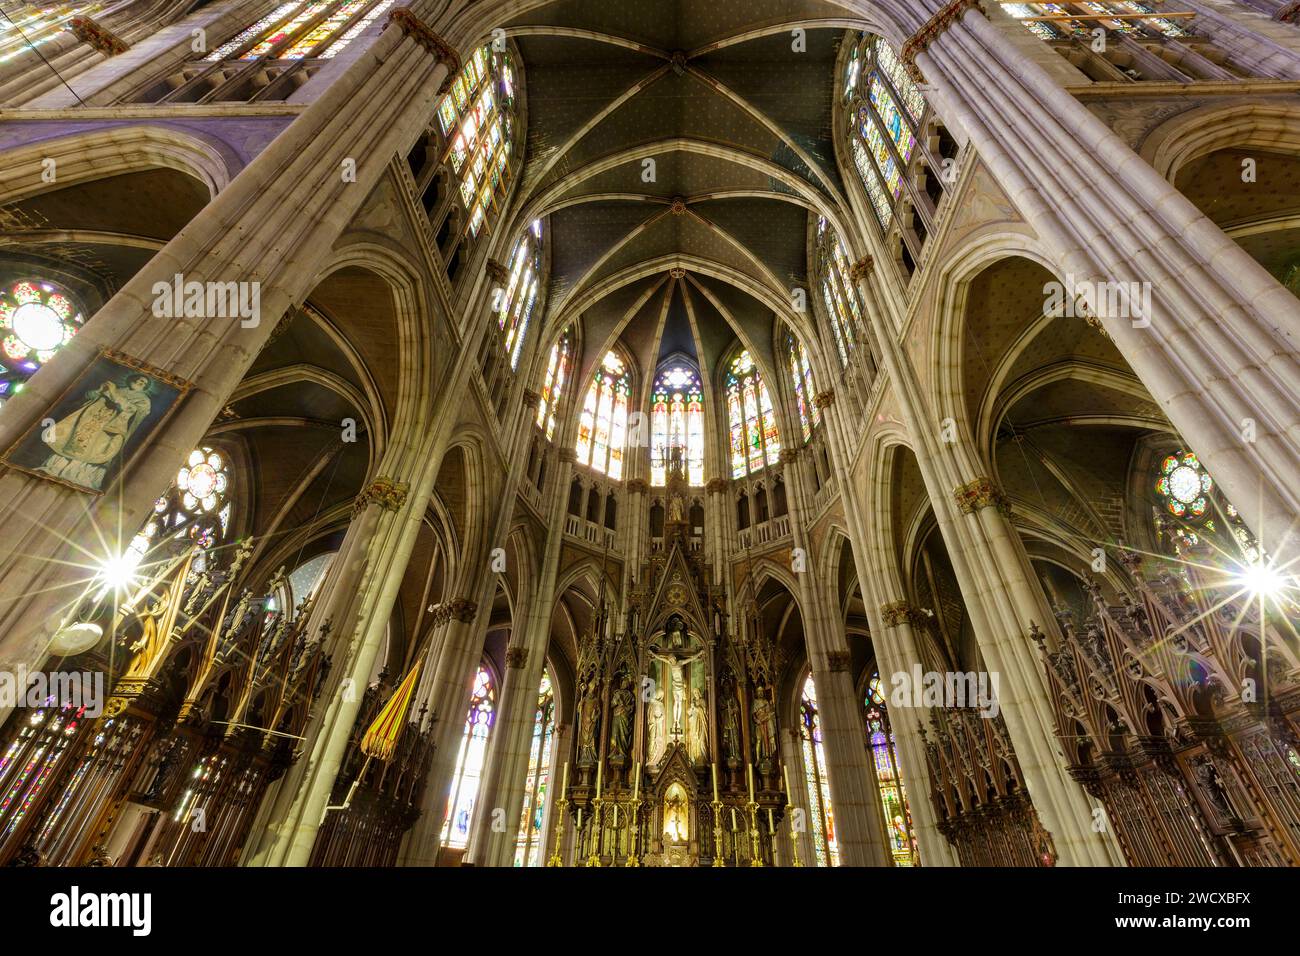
[
  {"x1": 953, "y1": 477, "x2": 1011, "y2": 516},
  {"x1": 387, "y1": 8, "x2": 460, "y2": 92},
  {"x1": 505, "y1": 646, "x2": 528, "y2": 669},
  {"x1": 881, "y1": 600, "x2": 929, "y2": 629},
  {"x1": 626, "y1": 478, "x2": 648, "y2": 494},
  {"x1": 521, "y1": 389, "x2": 541, "y2": 409},
  {"x1": 70, "y1": 17, "x2": 129, "y2": 56},
  {"x1": 448, "y1": 599, "x2": 478, "y2": 623},
  {"x1": 705, "y1": 477, "x2": 727, "y2": 494},
  {"x1": 558, "y1": 447, "x2": 578, "y2": 464},
  {"x1": 354, "y1": 476, "x2": 410, "y2": 516},
  {"x1": 813, "y1": 389, "x2": 835, "y2": 410},
  {"x1": 778, "y1": 448, "x2": 799, "y2": 465},
  {"x1": 485, "y1": 258, "x2": 509, "y2": 284},
  {"x1": 847, "y1": 256, "x2": 873, "y2": 283},
  {"x1": 825, "y1": 650, "x2": 851, "y2": 673},
  {"x1": 900, "y1": 0, "x2": 985, "y2": 84}
]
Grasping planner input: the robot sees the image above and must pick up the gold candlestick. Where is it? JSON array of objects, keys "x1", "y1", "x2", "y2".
[
  {"x1": 626, "y1": 796, "x2": 642, "y2": 867},
  {"x1": 747, "y1": 800, "x2": 764, "y2": 867},
  {"x1": 710, "y1": 799, "x2": 726, "y2": 867},
  {"x1": 786, "y1": 800, "x2": 803, "y2": 867},
  {"x1": 585, "y1": 796, "x2": 603, "y2": 867},
  {"x1": 545, "y1": 797, "x2": 568, "y2": 867}
]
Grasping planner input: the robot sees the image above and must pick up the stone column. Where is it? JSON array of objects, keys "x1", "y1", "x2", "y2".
[
  {"x1": 908, "y1": 0, "x2": 1300, "y2": 563},
  {"x1": 0, "y1": 4, "x2": 459, "y2": 693},
  {"x1": 814, "y1": 385, "x2": 960, "y2": 866},
  {"x1": 836, "y1": 251, "x2": 1115, "y2": 863},
  {"x1": 869, "y1": 601, "x2": 961, "y2": 867},
  {"x1": 400, "y1": 383, "x2": 538, "y2": 865},
  {"x1": 469, "y1": 439, "x2": 576, "y2": 866},
  {"x1": 781, "y1": 446, "x2": 889, "y2": 866},
  {"x1": 779, "y1": 727, "x2": 818, "y2": 866}
]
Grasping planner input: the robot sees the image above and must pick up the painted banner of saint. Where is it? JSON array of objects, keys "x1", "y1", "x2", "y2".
[
  {"x1": 2, "y1": 351, "x2": 189, "y2": 494},
  {"x1": 37, "y1": 374, "x2": 154, "y2": 490}
]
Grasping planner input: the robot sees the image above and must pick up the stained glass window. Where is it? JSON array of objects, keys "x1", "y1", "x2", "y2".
[
  {"x1": 813, "y1": 219, "x2": 863, "y2": 368},
  {"x1": 0, "y1": 3, "x2": 99, "y2": 65},
  {"x1": 107, "y1": 447, "x2": 236, "y2": 593},
  {"x1": 537, "y1": 325, "x2": 573, "y2": 440},
  {"x1": 575, "y1": 351, "x2": 631, "y2": 480},
  {"x1": 0, "y1": 702, "x2": 87, "y2": 846},
  {"x1": 650, "y1": 365, "x2": 704, "y2": 487},
  {"x1": 785, "y1": 329, "x2": 820, "y2": 443},
  {"x1": 441, "y1": 664, "x2": 496, "y2": 849},
  {"x1": 800, "y1": 674, "x2": 839, "y2": 866},
  {"x1": 865, "y1": 672, "x2": 918, "y2": 866},
  {"x1": 432, "y1": 44, "x2": 521, "y2": 238},
  {"x1": 497, "y1": 220, "x2": 544, "y2": 370},
  {"x1": 1155, "y1": 450, "x2": 1212, "y2": 520},
  {"x1": 514, "y1": 670, "x2": 555, "y2": 866},
  {"x1": 0, "y1": 279, "x2": 85, "y2": 408},
  {"x1": 203, "y1": 0, "x2": 396, "y2": 61},
  {"x1": 724, "y1": 350, "x2": 780, "y2": 479},
  {"x1": 287, "y1": 552, "x2": 335, "y2": 614},
  {"x1": 843, "y1": 33, "x2": 938, "y2": 234},
  {"x1": 1000, "y1": 2, "x2": 1186, "y2": 40}
]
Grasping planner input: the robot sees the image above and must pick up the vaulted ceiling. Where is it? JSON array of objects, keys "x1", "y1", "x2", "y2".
[{"x1": 503, "y1": 0, "x2": 858, "y2": 387}]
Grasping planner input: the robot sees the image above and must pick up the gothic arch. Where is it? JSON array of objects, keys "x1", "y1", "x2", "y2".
[
  {"x1": 0, "y1": 124, "x2": 231, "y2": 206},
  {"x1": 928, "y1": 237, "x2": 1059, "y2": 447},
  {"x1": 1142, "y1": 101, "x2": 1300, "y2": 181}
]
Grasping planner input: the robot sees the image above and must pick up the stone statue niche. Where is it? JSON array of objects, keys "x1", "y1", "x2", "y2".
[{"x1": 645, "y1": 613, "x2": 708, "y2": 766}]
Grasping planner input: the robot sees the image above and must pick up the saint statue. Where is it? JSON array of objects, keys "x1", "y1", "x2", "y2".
[
  {"x1": 577, "y1": 676, "x2": 601, "y2": 762},
  {"x1": 610, "y1": 676, "x2": 634, "y2": 757},
  {"x1": 668, "y1": 492, "x2": 684, "y2": 524},
  {"x1": 687, "y1": 687, "x2": 708, "y2": 762},
  {"x1": 38, "y1": 373, "x2": 154, "y2": 491},
  {"x1": 647, "y1": 688, "x2": 666, "y2": 764},
  {"x1": 751, "y1": 687, "x2": 777, "y2": 763},
  {"x1": 722, "y1": 691, "x2": 741, "y2": 762}
]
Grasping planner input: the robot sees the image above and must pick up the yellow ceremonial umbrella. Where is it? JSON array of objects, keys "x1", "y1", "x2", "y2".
[{"x1": 360, "y1": 660, "x2": 422, "y2": 761}]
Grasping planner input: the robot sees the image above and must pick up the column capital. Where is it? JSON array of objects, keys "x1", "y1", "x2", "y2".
[
  {"x1": 387, "y1": 8, "x2": 460, "y2": 91},
  {"x1": 558, "y1": 447, "x2": 577, "y2": 464},
  {"x1": 485, "y1": 258, "x2": 509, "y2": 285},
  {"x1": 505, "y1": 646, "x2": 528, "y2": 669},
  {"x1": 778, "y1": 448, "x2": 799, "y2": 465},
  {"x1": 70, "y1": 17, "x2": 129, "y2": 55},
  {"x1": 353, "y1": 476, "x2": 410, "y2": 516},
  {"x1": 626, "y1": 478, "x2": 648, "y2": 494},
  {"x1": 847, "y1": 256, "x2": 873, "y2": 283},
  {"x1": 812, "y1": 389, "x2": 835, "y2": 409},
  {"x1": 429, "y1": 598, "x2": 478, "y2": 626},
  {"x1": 953, "y1": 476, "x2": 1012, "y2": 516},
  {"x1": 900, "y1": 0, "x2": 986, "y2": 83},
  {"x1": 881, "y1": 600, "x2": 930, "y2": 629},
  {"x1": 705, "y1": 477, "x2": 728, "y2": 494},
  {"x1": 521, "y1": 389, "x2": 541, "y2": 409},
  {"x1": 824, "y1": 650, "x2": 851, "y2": 672}
]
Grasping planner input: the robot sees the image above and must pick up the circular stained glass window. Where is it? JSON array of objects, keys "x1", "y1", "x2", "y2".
[
  {"x1": 1155, "y1": 451, "x2": 1213, "y2": 519},
  {"x1": 0, "y1": 279, "x2": 85, "y2": 404}
]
